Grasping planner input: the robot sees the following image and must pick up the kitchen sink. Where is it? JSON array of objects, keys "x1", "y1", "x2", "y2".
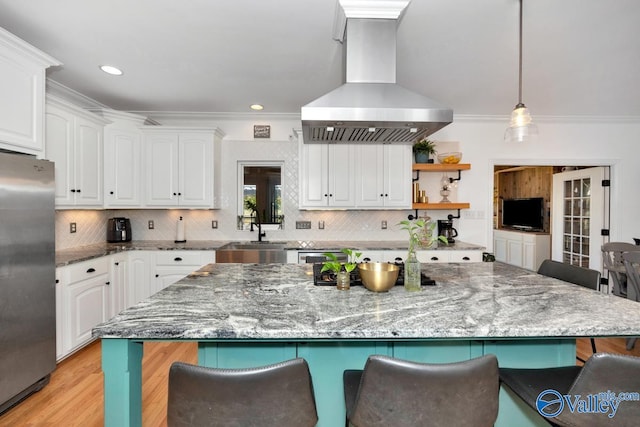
[{"x1": 216, "y1": 241, "x2": 288, "y2": 263}]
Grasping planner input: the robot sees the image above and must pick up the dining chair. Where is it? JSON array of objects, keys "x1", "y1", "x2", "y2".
[
  {"x1": 343, "y1": 354, "x2": 499, "y2": 427},
  {"x1": 623, "y1": 251, "x2": 640, "y2": 350},
  {"x1": 500, "y1": 353, "x2": 640, "y2": 427},
  {"x1": 602, "y1": 242, "x2": 640, "y2": 297},
  {"x1": 167, "y1": 358, "x2": 317, "y2": 427},
  {"x1": 537, "y1": 259, "x2": 601, "y2": 359}
]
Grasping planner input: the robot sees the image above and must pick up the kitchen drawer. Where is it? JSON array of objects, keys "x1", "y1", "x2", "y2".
[
  {"x1": 68, "y1": 257, "x2": 109, "y2": 283},
  {"x1": 449, "y1": 251, "x2": 482, "y2": 262},
  {"x1": 416, "y1": 251, "x2": 448, "y2": 263},
  {"x1": 155, "y1": 251, "x2": 211, "y2": 266}
]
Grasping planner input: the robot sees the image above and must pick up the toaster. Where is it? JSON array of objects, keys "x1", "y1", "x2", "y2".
[{"x1": 107, "y1": 217, "x2": 132, "y2": 243}]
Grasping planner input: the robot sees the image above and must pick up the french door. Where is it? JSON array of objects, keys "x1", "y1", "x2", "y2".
[{"x1": 551, "y1": 167, "x2": 609, "y2": 272}]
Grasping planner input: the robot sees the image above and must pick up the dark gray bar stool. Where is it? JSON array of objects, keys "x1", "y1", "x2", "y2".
[
  {"x1": 500, "y1": 353, "x2": 640, "y2": 426},
  {"x1": 537, "y1": 259, "x2": 601, "y2": 359},
  {"x1": 168, "y1": 358, "x2": 317, "y2": 427},
  {"x1": 343, "y1": 354, "x2": 499, "y2": 427}
]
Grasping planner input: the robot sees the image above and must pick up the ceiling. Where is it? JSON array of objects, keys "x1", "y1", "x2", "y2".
[{"x1": 1, "y1": 0, "x2": 639, "y2": 118}]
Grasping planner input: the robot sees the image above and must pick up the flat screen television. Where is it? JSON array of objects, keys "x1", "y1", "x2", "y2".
[{"x1": 502, "y1": 197, "x2": 544, "y2": 231}]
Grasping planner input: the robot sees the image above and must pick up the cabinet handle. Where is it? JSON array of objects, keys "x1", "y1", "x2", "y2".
[
  {"x1": 115, "y1": 262, "x2": 119, "y2": 266},
  {"x1": 86, "y1": 268, "x2": 96, "y2": 273},
  {"x1": 462, "y1": 256, "x2": 470, "y2": 261},
  {"x1": 329, "y1": 193, "x2": 333, "y2": 197},
  {"x1": 155, "y1": 274, "x2": 159, "y2": 277},
  {"x1": 430, "y1": 257, "x2": 439, "y2": 261},
  {"x1": 395, "y1": 257, "x2": 403, "y2": 262},
  {"x1": 70, "y1": 189, "x2": 76, "y2": 193},
  {"x1": 105, "y1": 281, "x2": 110, "y2": 285},
  {"x1": 173, "y1": 192, "x2": 177, "y2": 196},
  {"x1": 174, "y1": 257, "x2": 183, "y2": 262},
  {"x1": 178, "y1": 192, "x2": 182, "y2": 196},
  {"x1": 384, "y1": 193, "x2": 388, "y2": 197},
  {"x1": 55, "y1": 279, "x2": 59, "y2": 284},
  {"x1": 324, "y1": 194, "x2": 328, "y2": 197},
  {"x1": 110, "y1": 191, "x2": 114, "y2": 195},
  {"x1": 363, "y1": 257, "x2": 371, "y2": 262},
  {"x1": 76, "y1": 189, "x2": 81, "y2": 193}
]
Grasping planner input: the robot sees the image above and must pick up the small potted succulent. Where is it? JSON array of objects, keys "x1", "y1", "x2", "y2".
[
  {"x1": 321, "y1": 249, "x2": 362, "y2": 290},
  {"x1": 412, "y1": 138, "x2": 437, "y2": 164}
]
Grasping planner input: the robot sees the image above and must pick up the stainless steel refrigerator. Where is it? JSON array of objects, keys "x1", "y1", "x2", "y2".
[{"x1": 0, "y1": 151, "x2": 56, "y2": 414}]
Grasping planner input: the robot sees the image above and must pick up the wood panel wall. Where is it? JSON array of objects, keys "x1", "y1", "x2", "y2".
[{"x1": 493, "y1": 166, "x2": 553, "y2": 232}]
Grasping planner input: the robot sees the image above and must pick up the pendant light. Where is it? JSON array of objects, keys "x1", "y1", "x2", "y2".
[{"x1": 505, "y1": 0, "x2": 537, "y2": 143}]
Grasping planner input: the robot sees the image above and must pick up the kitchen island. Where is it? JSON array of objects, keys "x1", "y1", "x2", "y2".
[{"x1": 94, "y1": 262, "x2": 640, "y2": 427}]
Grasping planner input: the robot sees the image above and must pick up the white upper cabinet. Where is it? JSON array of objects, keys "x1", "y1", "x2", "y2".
[
  {"x1": 0, "y1": 28, "x2": 60, "y2": 156},
  {"x1": 355, "y1": 144, "x2": 412, "y2": 208},
  {"x1": 143, "y1": 127, "x2": 223, "y2": 208},
  {"x1": 101, "y1": 110, "x2": 146, "y2": 208},
  {"x1": 45, "y1": 97, "x2": 109, "y2": 208},
  {"x1": 299, "y1": 136, "x2": 411, "y2": 210},
  {"x1": 299, "y1": 142, "x2": 356, "y2": 208}
]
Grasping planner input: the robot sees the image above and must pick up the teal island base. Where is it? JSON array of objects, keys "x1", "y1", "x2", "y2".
[{"x1": 101, "y1": 338, "x2": 576, "y2": 427}]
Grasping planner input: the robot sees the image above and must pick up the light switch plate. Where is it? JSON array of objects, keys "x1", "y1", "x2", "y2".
[
  {"x1": 212, "y1": 220, "x2": 218, "y2": 229},
  {"x1": 70, "y1": 222, "x2": 76, "y2": 233},
  {"x1": 148, "y1": 220, "x2": 154, "y2": 229}
]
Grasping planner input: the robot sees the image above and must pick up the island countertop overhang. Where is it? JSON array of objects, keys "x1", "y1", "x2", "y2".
[{"x1": 93, "y1": 262, "x2": 640, "y2": 341}]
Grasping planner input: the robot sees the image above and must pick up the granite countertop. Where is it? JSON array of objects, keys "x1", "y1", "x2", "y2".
[
  {"x1": 56, "y1": 240, "x2": 485, "y2": 267},
  {"x1": 93, "y1": 262, "x2": 640, "y2": 341}
]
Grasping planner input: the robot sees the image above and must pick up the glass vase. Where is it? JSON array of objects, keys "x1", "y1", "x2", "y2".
[
  {"x1": 336, "y1": 270, "x2": 350, "y2": 290},
  {"x1": 404, "y1": 250, "x2": 421, "y2": 291}
]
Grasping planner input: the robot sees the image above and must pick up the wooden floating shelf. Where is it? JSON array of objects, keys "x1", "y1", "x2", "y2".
[
  {"x1": 411, "y1": 202, "x2": 471, "y2": 210},
  {"x1": 412, "y1": 163, "x2": 471, "y2": 172}
]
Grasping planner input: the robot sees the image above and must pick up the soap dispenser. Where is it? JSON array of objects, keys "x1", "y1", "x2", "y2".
[{"x1": 175, "y1": 216, "x2": 186, "y2": 243}]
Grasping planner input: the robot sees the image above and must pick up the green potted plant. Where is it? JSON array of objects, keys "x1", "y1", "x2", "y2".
[
  {"x1": 412, "y1": 138, "x2": 437, "y2": 164},
  {"x1": 321, "y1": 249, "x2": 362, "y2": 290}
]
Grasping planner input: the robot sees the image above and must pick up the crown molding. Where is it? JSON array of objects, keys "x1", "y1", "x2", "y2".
[
  {"x1": 131, "y1": 110, "x2": 301, "y2": 124},
  {"x1": 46, "y1": 79, "x2": 110, "y2": 110}
]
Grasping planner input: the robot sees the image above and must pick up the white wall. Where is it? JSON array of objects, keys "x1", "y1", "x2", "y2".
[{"x1": 55, "y1": 114, "x2": 640, "y2": 252}]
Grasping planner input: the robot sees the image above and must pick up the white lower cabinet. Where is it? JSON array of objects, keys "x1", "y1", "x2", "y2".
[
  {"x1": 57, "y1": 257, "x2": 110, "y2": 360},
  {"x1": 493, "y1": 229, "x2": 550, "y2": 271},
  {"x1": 359, "y1": 250, "x2": 407, "y2": 263},
  {"x1": 416, "y1": 250, "x2": 482, "y2": 263},
  {"x1": 56, "y1": 249, "x2": 213, "y2": 360},
  {"x1": 153, "y1": 251, "x2": 214, "y2": 294}
]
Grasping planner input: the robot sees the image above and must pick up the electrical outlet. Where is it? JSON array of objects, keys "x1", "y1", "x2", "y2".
[
  {"x1": 69, "y1": 222, "x2": 76, "y2": 233},
  {"x1": 296, "y1": 221, "x2": 311, "y2": 229},
  {"x1": 212, "y1": 220, "x2": 218, "y2": 229},
  {"x1": 148, "y1": 220, "x2": 154, "y2": 229},
  {"x1": 318, "y1": 221, "x2": 325, "y2": 230},
  {"x1": 381, "y1": 220, "x2": 387, "y2": 229}
]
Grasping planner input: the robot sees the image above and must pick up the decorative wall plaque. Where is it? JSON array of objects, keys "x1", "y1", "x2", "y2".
[{"x1": 253, "y1": 125, "x2": 270, "y2": 138}]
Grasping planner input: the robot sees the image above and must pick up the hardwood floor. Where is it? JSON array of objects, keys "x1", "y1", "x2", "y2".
[
  {"x1": 0, "y1": 341, "x2": 197, "y2": 427},
  {"x1": 1, "y1": 337, "x2": 639, "y2": 426}
]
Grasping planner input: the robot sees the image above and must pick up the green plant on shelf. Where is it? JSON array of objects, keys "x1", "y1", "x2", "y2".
[{"x1": 412, "y1": 138, "x2": 437, "y2": 155}]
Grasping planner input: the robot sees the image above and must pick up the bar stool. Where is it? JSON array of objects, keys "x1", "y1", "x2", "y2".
[
  {"x1": 500, "y1": 353, "x2": 640, "y2": 426},
  {"x1": 602, "y1": 242, "x2": 640, "y2": 297},
  {"x1": 343, "y1": 354, "x2": 499, "y2": 427},
  {"x1": 537, "y1": 259, "x2": 601, "y2": 360},
  {"x1": 167, "y1": 358, "x2": 317, "y2": 427}
]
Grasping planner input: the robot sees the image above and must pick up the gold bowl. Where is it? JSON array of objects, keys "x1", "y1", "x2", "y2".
[
  {"x1": 358, "y1": 263, "x2": 400, "y2": 292},
  {"x1": 437, "y1": 152, "x2": 462, "y2": 164}
]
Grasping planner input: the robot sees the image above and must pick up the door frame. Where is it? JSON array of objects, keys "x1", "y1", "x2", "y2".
[{"x1": 488, "y1": 158, "x2": 621, "y2": 257}]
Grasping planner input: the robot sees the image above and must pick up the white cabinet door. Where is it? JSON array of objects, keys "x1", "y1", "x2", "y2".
[
  {"x1": 299, "y1": 143, "x2": 356, "y2": 208},
  {"x1": 145, "y1": 132, "x2": 179, "y2": 206},
  {"x1": 104, "y1": 125, "x2": 142, "y2": 207},
  {"x1": 144, "y1": 129, "x2": 219, "y2": 208},
  {"x1": 493, "y1": 234, "x2": 507, "y2": 263},
  {"x1": 507, "y1": 239, "x2": 523, "y2": 266},
  {"x1": 109, "y1": 253, "x2": 128, "y2": 318},
  {"x1": 0, "y1": 28, "x2": 59, "y2": 155},
  {"x1": 55, "y1": 268, "x2": 69, "y2": 361},
  {"x1": 299, "y1": 142, "x2": 329, "y2": 207},
  {"x1": 74, "y1": 116, "x2": 103, "y2": 205},
  {"x1": 328, "y1": 144, "x2": 356, "y2": 207},
  {"x1": 45, "y1": 98, "x2": 106, "y2": 208},
  {"x1": 179, "y1": 132, "x2": 213, "y2": 207},
  {"x1": 66, "y1": 259, "x2": 110, "y2": 353},
  {"x1": 355, "y1": 145, "x2": 385, "y2": 207},
  {"x1": 153, "y1": 250, "x2": 213, "y2": 293},
  {"x1": 354, "y1": 144, "x2": 412, "y2": 209},
  {"x1": 383, "y1": 144, "x2": 412, "y2": 208},
  {"x1": 127, "y1": 251, "x2": 153, "y2": 306}
]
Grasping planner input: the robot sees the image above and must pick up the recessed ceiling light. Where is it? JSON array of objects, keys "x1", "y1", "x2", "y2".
[
  {"x1": 100, "y1": 65, "x2": 123, "y2": 76},
  {"x1": 250, "y1": 104, "x2": 264, "y2": 111}
]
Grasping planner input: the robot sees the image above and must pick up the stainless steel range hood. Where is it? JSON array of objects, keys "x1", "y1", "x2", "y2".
[{"x1": 301, "y1": 7, "x2": 452, "y2": 144}]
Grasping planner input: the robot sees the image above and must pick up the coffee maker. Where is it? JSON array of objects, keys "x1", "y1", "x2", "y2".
[
  {"x1": 437, "y1": 219, "x2": 458, "y2": 243},
  {"x1": 107, "y1": 217, "x2": 132, "y2": 242}
]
